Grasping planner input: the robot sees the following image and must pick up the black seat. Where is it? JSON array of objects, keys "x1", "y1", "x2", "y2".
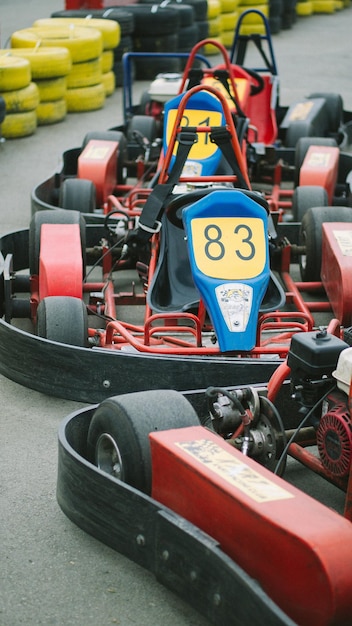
[{"x1": 147, "y1": 198, "x2": 286, "y2": 315}]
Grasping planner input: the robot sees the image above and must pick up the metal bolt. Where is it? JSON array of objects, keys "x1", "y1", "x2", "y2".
[
  {"x1": 136, "y1": 534, "x2": 145, "y2": 546},
  {"x1": 161, "y1": 550, "x2": 169, "y2": 561},
  {"x1": 213, "y1": 593, "x2": 221, "y2": 606},
  {"x1": 102, "y1": 380, "x2": 111, "y2": 389}
]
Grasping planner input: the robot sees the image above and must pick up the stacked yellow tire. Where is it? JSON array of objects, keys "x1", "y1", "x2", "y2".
[
  {"x1": 0, "y1": 54, "x2": 38, "y2": 138},
  {"x1": 33, "y1": 18, "x2": 120, "y2": 98},
  {"x1": 219, "y1": 0, "x2": 240, "y2": 49},
  {"x1": 237, "y1": 0, "x2": 269, "y2": 34},
  {"x1": 11, "y1": 23, "x2": 106, "y2": 113},
  {"x1": 205, "y1": 0, "x2": 223, "y2": 54},
  {"x1": 3, "y1": 47, "x2": 71, "y2": 125}
]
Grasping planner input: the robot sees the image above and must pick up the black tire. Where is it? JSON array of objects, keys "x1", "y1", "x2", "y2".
[
  {"x1": 308, "y1": 92, "x2": 343, "y2": 133},
  {"x1": 127, "y1": 115, "x2": 158, "y2": 144},
  {"x1": 59, "y1": 178, "x2": 96, "y2": 214},
  {"x1": 82, "y1": 130, "x2": 128, "y2": 185},
  {"x1": 133, "y1": 32, "x2": 178, "y2": 54},
  {"x1": 294, "y1": 136, "x2": 337, "y2": 186},
  {"x1": 87, "y1": 389, "x2": 200, "y2": 494},
  {"x1": 269, "y1": 16, "x2": 282, "y2": 34},
  {"x1": 134, "y1": 56, "x2": 182, "y2": 81},
  {"x1": 178, "y1": 23, "x2": 199, "y2": 51},
  {"x1": 37, "y1": 295, "x2": 88, "y2": 347},
  {"x1": 120, "y1": 5, "x2": 180, "y2": 36},
  {"x1": 29, "y1": 208, "x2": 86, "y2": 276},
  {"x1": 299, "y1": 205, "x2": 352, "y2": 282},
  {"x1": 140, "y1": 0, "x2": 208, "y2": 20},
  {"x1": 292, "y1": 185, "x2": 328, "y2": 222},
  {"x1": 51, "y1": 8, "x2": 135, "y2": 36}
]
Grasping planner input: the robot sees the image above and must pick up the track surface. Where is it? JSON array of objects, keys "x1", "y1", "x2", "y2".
[{"x1": 1, "y1": 2, "x2": 351, "y2": 625}]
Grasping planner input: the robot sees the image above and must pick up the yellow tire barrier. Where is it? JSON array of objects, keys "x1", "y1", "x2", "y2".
[
  {"x1": 11, "y1": 26, "x2": 103, "y2": 63},
  {"x1": 1, "y1": 47, "x2": 71, "y2": 79},
  {"x1": 220, "y1": 0, "x2": 240, "y2": 11},
  {"x1": 37, "y1": 98, "x2": 67, "y2": 125},
  {"x1": 101, "y1": 71, "x2": 115, "y2": 97},
  {"x1": 296, "y1": 0, "x2": 314, "y2": 14},
  {"x1": 221, "y1": 29, "x2": 236, "y2": 48},
  {"x1": 66, "y1": 57, "x2": 102, "y2": 89},
  {"x1": 33, "y1": 17, "x2": 120, "y2": 51},
  {"x1": 36, "y1": 76, "x2": 67, "y2": 102},
  {"x1": 238, "y1": 0, "x2": 266, "y2": 4},
  {"x1": 239, "y1": 22, "x2": 266, "y2": 33},
  {"x1": 65, "y1": 82, "x2": 105, "y2": 112},
  {"x1": 220, "y1": 0, "x2": 240, "y2": 13},
  {"x1": 312, "y1": 0, "x2": 336, "y2": 10},
  {"x1": 2, "y1": 109, "x2": 37, "y2": 139},
  {"x1": 2, "y1": 81, "x2": 39, "y2": 113},
  {"x1": 220, "y1": 10, "x2": 239, "y2": 30},
  {"x1": 204, "y1": 36, "x2": 223, "y2": 55},
  {"x1": 208, "y1": 15, "x2": 222, "y2": 36},
  {"x1": 207, "y1": 0, "x2": 222, "y2": 18},
  {"x1": 238, "y1": 4, "x2": 269, "y2": 21},
  {"x1": 101, "y1": 50, "x2": 113, "y2": 74},
  {"x1": 0, "y1": 55, "x2": 31, "y2": 91}
]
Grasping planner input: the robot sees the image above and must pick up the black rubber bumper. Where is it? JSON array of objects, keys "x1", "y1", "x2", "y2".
[
  {"x1": 57, "y1": 405, "x2": 296, "y2": 626},
  {"x1": 0, "y1": 226, "x2": 283, "y2": 403}
]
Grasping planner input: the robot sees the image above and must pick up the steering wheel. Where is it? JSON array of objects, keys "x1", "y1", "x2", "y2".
[
  {"x1": 243, "y1": 68, "x2": 265, "y2": 96},
  {"x1": 166, "y1": 187, "x2": 269, "y2": 229}
]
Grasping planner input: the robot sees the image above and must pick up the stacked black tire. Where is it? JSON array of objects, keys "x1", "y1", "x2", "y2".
[{"x1": 125, "y1": 0, "x2": 209, "y2": 79}]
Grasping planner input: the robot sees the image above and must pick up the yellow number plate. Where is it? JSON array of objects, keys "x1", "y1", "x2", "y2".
[
  {"x1": 166, "y1": 108, "x2": 222, "y2": 159},
  {"x1": 190, "y1": 217, "x2": 266, "y2": 279}
]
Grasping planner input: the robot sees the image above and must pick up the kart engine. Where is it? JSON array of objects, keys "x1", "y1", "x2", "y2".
[
  {"x1": 287, "y1": 330, "x2": 352, "y2": 478},
  {"x1": 206, "y1": 330, "x2": 352, "y2": 478}
]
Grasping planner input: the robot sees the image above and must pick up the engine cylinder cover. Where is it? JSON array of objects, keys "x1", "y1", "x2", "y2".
[{"x1": 316, "y1": 391, "x2": 352, "y2": 477}]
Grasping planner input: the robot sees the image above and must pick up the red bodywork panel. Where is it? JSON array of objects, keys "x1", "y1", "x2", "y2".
[
  {"x1": 151, "y1": 425, "x2": 352, "y2": 626},
  {"x1": 78, "y1": 139, "x2": 118, "y2": 207},
  {"x1": 246, "y1": 75, "x2": 278, "y2": 145},
  {"x1": 321, "y1": 222, "x2": 352, "y2": 325},
  {"x1": 299, "y1": 145, "x2": 339, "y2": 203},
  {"x1": 39, "y1": 224, "x2": 83, "y2": 300}
]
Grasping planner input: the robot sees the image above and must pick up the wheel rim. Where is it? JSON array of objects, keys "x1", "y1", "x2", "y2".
[{"x1": 95, "y1": 433, "x2": 124, "y2": 479}]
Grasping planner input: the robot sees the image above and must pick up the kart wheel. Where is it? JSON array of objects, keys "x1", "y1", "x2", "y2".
[
  {"x1": 291, "y1": 185, "x2": 328, "y2": 222},
  {"x1": 308, "y1": 92, "x2": 343, "y2": 133},
  {"x1": 37, "y1": 295, "x2": 88, "y2": 346},
  {"x1": 299, "y1": 205, "x2": 352, "y2": 282},
  {"x1": 82, "y1": 130, "x2": 127, "y2": 185},
  {"x1": 87, "y1": 389, "x2": 200, "y2": 494},
  {"x1": 294, "y1": 137, "x2": 337, "y2": 186},
  {"x1": 59, "y1": 177, "x2": 96, "y2": 213},
  {"x1": 29, "y1": 208, "x2": 86, "y2": 276},
  {"x1": 126, "y1": 115, "x2": 158, "y2": 145}
]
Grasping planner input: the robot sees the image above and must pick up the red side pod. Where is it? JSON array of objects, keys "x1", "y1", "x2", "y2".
[
  {"x1": 151, "y1": 425, "x2": 352, "y2": 626},
  {"x1": 78, "y1": 139, "x2": 118, "y2": 208},
  {"x1": 39, "y1": 224, "x2": 83, "y2": 300},
  {"x1": 321, "y1": 222, "x2": 352, "y2": 326},
  {"x1": 299, "y1": 145, "x2": 339, "y2": 203}
]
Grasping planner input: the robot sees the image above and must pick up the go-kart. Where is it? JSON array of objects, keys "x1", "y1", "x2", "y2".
[
  {"x1": 31, "y1": 14, "x2": 352, "y2": 226},
  {"x1": 1, "y1": 76, "x2": 352, "y2": 403},
  {"x1": 57, "y1": 327, "x2": 352, "y2": 626}
]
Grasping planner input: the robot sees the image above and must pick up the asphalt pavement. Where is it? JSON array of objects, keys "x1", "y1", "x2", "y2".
[{"x1": 1, "y1": 2, "x2": 351, "y2": 625}]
